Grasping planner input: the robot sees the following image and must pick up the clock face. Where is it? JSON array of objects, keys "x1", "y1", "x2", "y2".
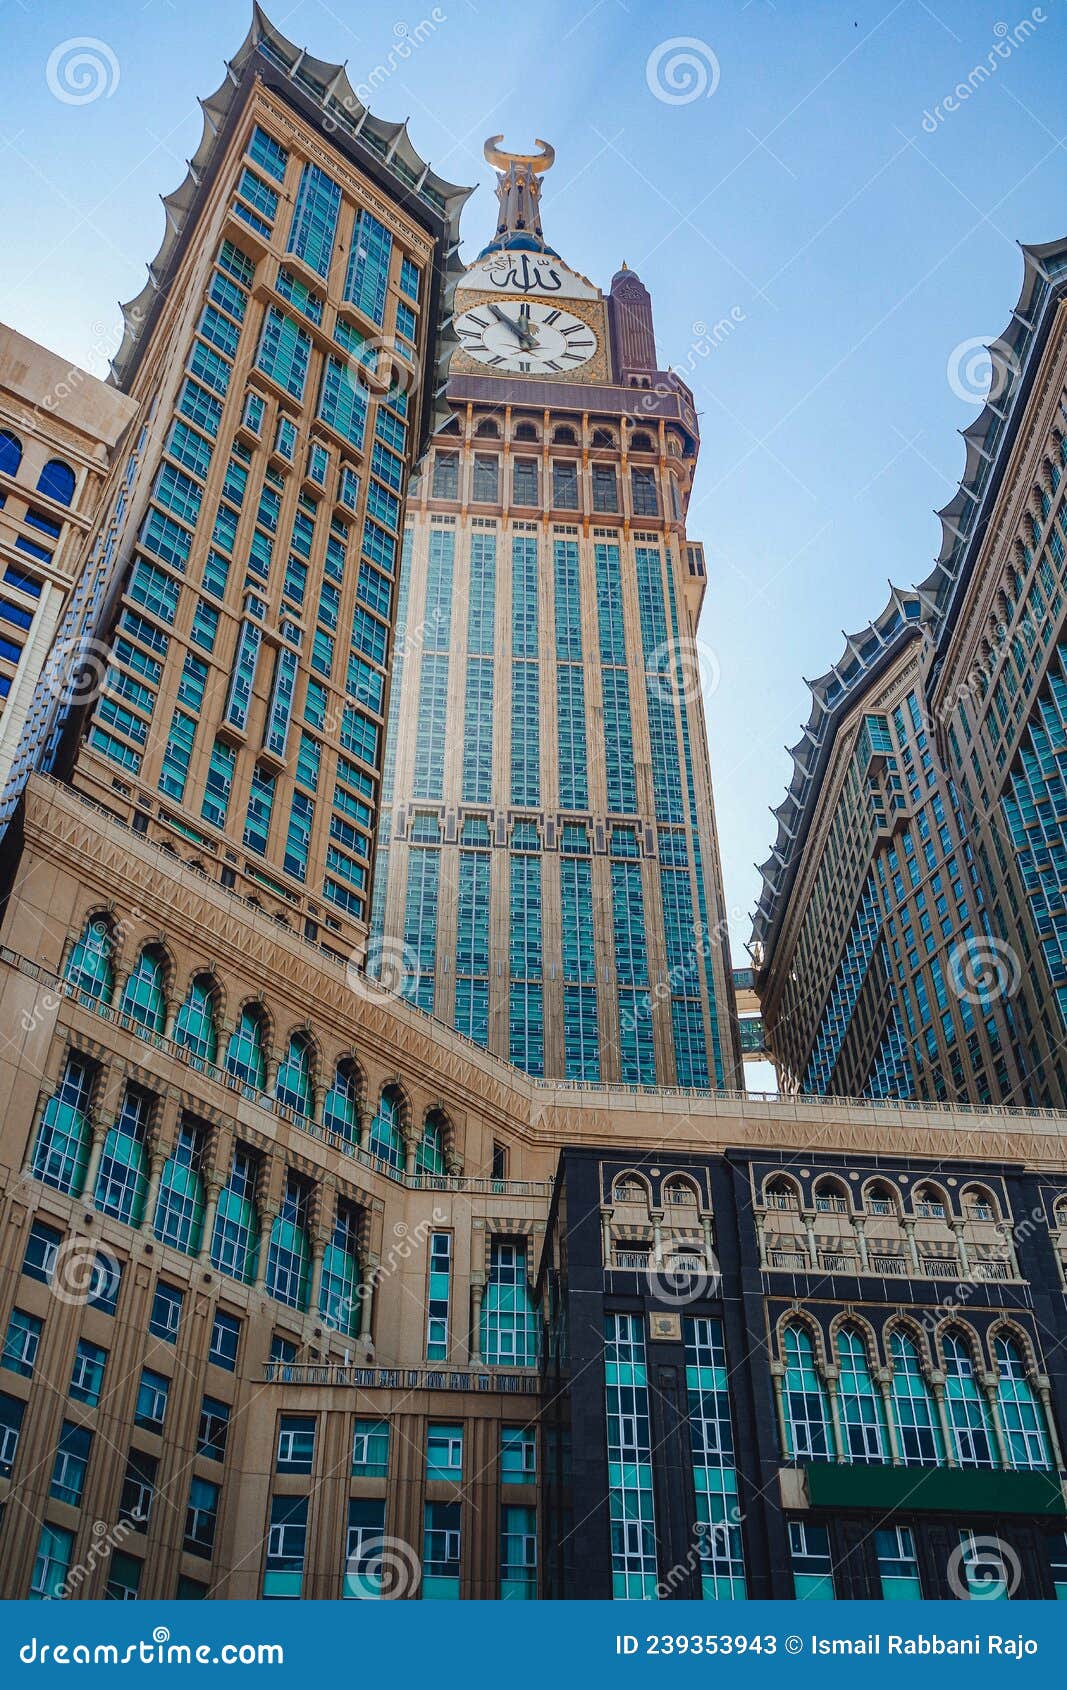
[{"x1": 454, "y1": 299, "x2": 598, "y2": 375}]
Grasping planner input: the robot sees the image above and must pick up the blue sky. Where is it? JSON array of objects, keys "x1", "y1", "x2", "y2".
[{"x1": 2, "y1": 0, "x2": 1066, "y2": 971}]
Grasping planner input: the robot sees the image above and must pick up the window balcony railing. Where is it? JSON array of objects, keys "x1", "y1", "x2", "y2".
[
  {"x1": 665, "y1": 1187, "x2": 697, "y2": 1206},
  {"x1": 967, "y1": 1204, "x2": 995, "y2": 1221},
  {"x1": 764, "y1": 1193, "x2": 799, "y2": 1211},
  {"x1": 767, "y1": 1249, "x2": 809, "y2": 1270},
  {"x1": 920, "y1": 1255, "x2": 961, "y2": 1279},
  {"x1": 613, "y1": 1250, "x2": 653, "y2": 1271},
  {"x1": 867, "y1": 1199, "x2": 895, "y2": 1216},
  {"x1": 915, "y1": 1203, "x2": 946, "y2": 1219},
  {"x1": 972, "y1": 1258, "x2": 1011, "y2": 1281},
  {"x1": 815, "y1": 1196, "x2": 848, "y2": 1214},
  {"x1": 818, "y1": 1250, "x2": 858, "y2": 1272},
  {"x1": 869, "y1": 1252, "x2": 908, "y2": 1275}
]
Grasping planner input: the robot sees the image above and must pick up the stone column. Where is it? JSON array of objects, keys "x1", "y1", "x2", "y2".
[
  {"x1": 930, "y1": 1372, "x2": 956, "y2": 1466},
  {"x1": 755, "y1": 1213, "x2": 769, "y2": 1271},
  {"x1": 650, "y1": 1210, "x2": 664, "y2": 1268},
  {"x1": 81, "y1": 1120, "x2": 109, "y2": 1204},
  {"x1": 903, "y1": 1220, "x2": 921, "y2": 1274},
  {"x1": 470, "y1": 1280, "x2": 485, "y2": 1365},
  {"x1": 803, "y1": 1211, "x2": 818, "y2": 1271},
  {"x1": 142, "y1": 1150, "x2": 167, "y2": 1234},
  {"x1": 600, "y1": 1208, "x2": 613, "y2": 1265},
  {"x1": 951, "y1": 1221, "x2": 970, "y2": 1279},
  {"x1": 854, "y1": 1218, "x2": 870, "y2": 1274},
  {"x1": 982, "y1": 1371, "x2": 1011, "y2": 1470},
  {"x1": 404, "y1": 1138, "x2": 417, "y2": 1178},
  {"x1": 255, "y1": 1205, "x2": 278, "y2": 1293},
  {"x1": 199, "y1": 1174, "x2": 225, "y2": 1265},
  {"x1": 359, "y1": 1256, "x2": 378, "y2": 1352},
  {"x1": 876, "y1": 1368, "x2": 901, "y2": 1464},
  {"x1": 824, "y1": 1365, "x2": 847, "y2": 1463},
  {"x1": 769, "y1": 1360, "x2": 789, "y2": 1458}
]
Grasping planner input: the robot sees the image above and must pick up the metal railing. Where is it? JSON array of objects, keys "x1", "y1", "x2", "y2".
[{"x1": 262, "y1": 1362, "x2": 540, "y2": 1393}]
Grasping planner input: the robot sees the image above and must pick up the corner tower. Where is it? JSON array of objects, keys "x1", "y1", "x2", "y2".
[{"x1": 372, "y1": 140, "x2": 741, "y2": 1088}]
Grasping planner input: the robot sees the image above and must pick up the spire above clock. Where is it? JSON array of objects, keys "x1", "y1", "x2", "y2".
[{"x1": 479, "y1": 135, "x2": 560, "y2": 258}]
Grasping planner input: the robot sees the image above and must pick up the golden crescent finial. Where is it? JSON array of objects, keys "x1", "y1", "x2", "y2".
[{"x1": 483, "y1": 135, "x2": 555, "y2": 174}]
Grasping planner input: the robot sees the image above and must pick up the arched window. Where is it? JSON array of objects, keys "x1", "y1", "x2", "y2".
[
  {"x1": 630, "y1": 431, "x2": 654, "y2": 452},
  {"x1": 513, "y1": 420, "x2": 538, "y2": 442},
  {"x1": 94, "y1": 1084, "x2": 151, "y2": 1227},
  {"x1": 416, "y1": 1111, "x2": 446, "y2": 1177},
  {"x1": 889, "y1": 1331, "x2": 944, "y2": 1466},
  {"x1": 173, "y1": 975, "x2": 219, "y2": 1063},
  {"x1": 225, "y1": 1006, "x2": 268, "y2": 1090},
  {"x1": 963, "y1": 1186, "x2": 997, "y2": 1222},
  {"x1": 31, "y1": 1052, "x2": 94, "y2": 1196},
  {"x1": 836, "y1": 1326, "x2": 887, "y2": 1462},
  {"x1": 591, "y1": 427, "x2": 615, "y2": 448},
  {"x1": 320, "y1": 1200, "x2": 360, "y2": 1335},
  {"x1": 613, "y1": 1176, "x2": 647, "y2": 1205},
  {"x1": 764, "y1": 1176, "x2": 799, "y2": 1212},
  {"x1": 865, "y1": 1181, "x2": 898, "y2": 1217},
  {"x1": 36, "y1": 458, "x2": 75, "y2": 506},
  {"x1": 154, "y1": 1122, "x2": 205, "y2": 1255},
  {"x1": 553, "y1": 425, "x2": 577, "y2": 445},
  {"x1": 266, "y1": 1172, "x2": 310, "y2": 1310},
  {"x1": 782, "y1": 1324, "x2": 831, "y2": 1461},
  {"x1": 323, "y1": 1061, "x2": 359, "y2": 1143},
  {"x1": 275, "y1": 1032, "x2": 313, "y2": 1117},
  {"x1": 210, "y1": 1146, "x2": 259, "y2": 1284},
  {"x1": 64, "y1": 915, "x2": 115, "y2": 1002},
  {"x1": 942, "y1": 1330, "x2": 997, "y2": 1467},
  {"x1": 995, "y1": 1336, "x2": 1052, "y2": 1470},
  {"x1": 813, "y1": 1178, "x2": 848, "y2": 1215},
  {"x1": 663, "y1": 1176, "x2": 698, "y2": 1208},
  {"x1": 368, "y1": 1086, "x2": 405, "y2": 1170},
  {"x1": 118, "y1": 945, "x2": 167, "y2": 1032},
  {"x1": 0, "y1": 429, "x2": 22, "y2": 480},
  {"x1": 913, "y1": 1184, "x2": 946, "y2": 1219},
  {"x1": 475, "y1": 418, "x2": 500, "y2": 438}
]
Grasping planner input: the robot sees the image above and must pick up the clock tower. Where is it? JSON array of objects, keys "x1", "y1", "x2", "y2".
[{"x1": 371, "y1": 139, "x2": 742, "y2": 1090}]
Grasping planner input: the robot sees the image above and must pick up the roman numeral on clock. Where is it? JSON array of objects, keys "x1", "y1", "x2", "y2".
[{"x1": 544, "y1": 310, "x2": 562, "y2": 324}]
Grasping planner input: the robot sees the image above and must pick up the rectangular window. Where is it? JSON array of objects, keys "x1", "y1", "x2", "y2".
[
  {"x1": 119, "y1": 1449, "x2": 157, "y2": 1530},
  {"x1": 184, "y1": 1477, "x2": 220, "y2": 1559},
  {"x1": 148, "y1": 1282, "x2": 183, "y2": 1344},
  {"x1": 0, "y1": 1391, "x2": 25, "y2": 1477},
  {"x1": 473, "y1": 455, "x2": 499, "y2": 502},
  {"x1": 500, "y1": 1426, "x2": 536, "y2": 1484},
  {"x1": 422, "y1": 1501, "x2": 461, "y2": 1599},
  {"x1": 2, "y1": 1308, "x2": 42, "y2": 1378},
  {"x1": 789, "y1": 1522, "x2": 835, "y2": 1599},
  {"x1": 135, "y1": 1366, "x2": 170, "y2": 1433},
  {"x1": 352, "y1": 1419, "x2": 390, "y2": 1478},
  {"x1": 500, "y1": 1504, "x2": 537, "y2": 1599},
  {"x1": 23, "y1": 1220, "x2": 61, "y2": 1284},
  {"x1": 552, "y1": 461, "x2": 579, "y2": 509},
  {"x1": 432, "y1": 451, "x2": 459, "y2": 499},
  {"x1": 50, "y1": 1421, "x2": 92, "y2": 1506},
  {"x1": 69, "y1": 1339, "x2": 107, "y2": 1407},
  {"x1": 344, "y1": 210, "x2": 392, "y2": 325},
  {"x1": 198, "y1": 1396, "x2": 231, "y2": 1461},
  {"x1": 876, "y1": 1525, "x2": 922, "y2": 1599},
  {"x1": 344, "y1": 1498, "x2": 387, "y2": 1598},
  {"x1": 29, "y1": 1524, "x2": 73, "y2": 1600},
  {"x1": 604, "y1": 1312, "x2": 658, "y2": 1598},
  {"x1": 426, "y1": 1232, "x2": 452, "y2": 1361},
  {"x1": 209, "y1": 1309, "x2": 241, "y2": 1372},
  {"x1": 318, "y1": 357, "x2": 368, "y2": 450},
  {"x1": 256, "y1": 307, "x2": 311, "y2": 401},
  {"x1": 426, "y1": 1422, "x2": 463, "y2": 1481}
]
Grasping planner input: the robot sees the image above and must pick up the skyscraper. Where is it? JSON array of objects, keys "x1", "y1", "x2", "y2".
[{"x1": 372, "y1": 140, "x2": 742, "y2": 1088}]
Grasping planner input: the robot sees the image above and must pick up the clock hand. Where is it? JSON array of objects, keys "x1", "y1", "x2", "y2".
[{"x1": 488, "y1": 302, "x2": 541, "y2": 352}]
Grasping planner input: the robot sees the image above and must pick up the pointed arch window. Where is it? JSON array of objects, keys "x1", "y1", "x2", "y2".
[
  {"x1": 781, "y1": 1324, "x2": 831, "y2": 1461},
  {"x1": 225, "y1": 1006, "x2": 267, "y2": 1090},
  {"x1": 154, "y1": 1121, "x2": 205, "y2": 1255},
  {"x1": 174, "y1": 975, "x2": 219, "y2": 1063},
  {"x1": 32, "y1": 1052, "x2": 94, "y2": 1195},
  {"x1": 211, "y1": 1146, "x2": 259, "y2": 1284},
  {"x1": 889, "y1": 1331, "x2": 944, "y2": 1466},
  {"x1": 119, "y1": 946, "x2": 167, "y2": 1032},
  {"x1": 94, "y1": 1085, "x2": 151, "y2": 1226},
  {"x1": 320, "y1": 1201, "x2": 361, "y2": 1336},
  {"x1": 942, "y1": 1330, "x2": 997, "y2": 1467},
  {"x1": 275, "y1": 1033, "x2": 313, "y2": 1117},
  {"x1": 64, "y1": 916, "x2": 114, "y2": 1003},
  {"x1": 416, "y1": 1113, "x2": 446, "y2": 1178},
  {"x1": 368, "y1": 1087, "x2": 405, "y2": 1170},
  {"x1": 36, "y1": 459, "x2": 75, "y2": 506},
  {"x1": 835, "y1": 1326, "x2": 887, "y2": 1462},
  {"x1": 323, "y1": 1062, "x2": 359, "y2": 1143},
  {"x1": 995, "y1": 1336, "x2": 1052, "y2": 1470}
]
